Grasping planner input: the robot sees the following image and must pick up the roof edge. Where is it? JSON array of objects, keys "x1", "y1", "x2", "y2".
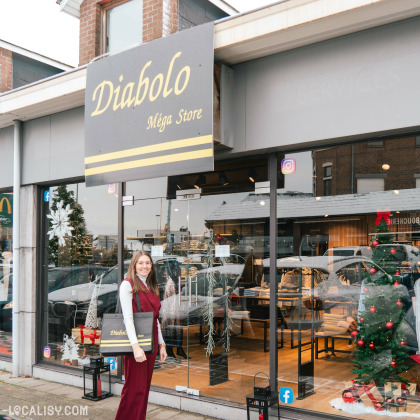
[{"x1": 0, "y1": 39, "x2": 74, "y2": 70}]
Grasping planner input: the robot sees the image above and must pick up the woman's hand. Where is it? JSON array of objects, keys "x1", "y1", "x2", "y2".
[
  {"x1": 159, "y1": 343, "x2": 167, "y2": 363},
  {"x1": 132, "y1": 343, "x2": 146, "y2": 363}
]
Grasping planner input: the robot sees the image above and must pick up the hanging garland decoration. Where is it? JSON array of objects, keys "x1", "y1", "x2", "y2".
[
  {"x1": 204, "y1": 229, "x2": 216, "y2": 356},
  {"x1": 221, "y1": 268, "x2": 233, "y2": 353}
]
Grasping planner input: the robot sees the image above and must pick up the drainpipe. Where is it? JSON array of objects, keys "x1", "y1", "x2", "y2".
[{"x1": 12, "y1": 120, "x2": 22, "y2": 377}]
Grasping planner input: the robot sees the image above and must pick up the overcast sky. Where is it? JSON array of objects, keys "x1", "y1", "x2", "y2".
[{"x1": 0, "y1": 0, "x2": 277, "y2": 67}]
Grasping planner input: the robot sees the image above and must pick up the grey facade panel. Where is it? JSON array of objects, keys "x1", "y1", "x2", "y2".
[
  {"x1": 50, "y1": 108, "x2": 84, "y2": 182},
  {"x1": 0, "y1": 126, "x2": 14, "y2": 190},
  {"x1": 22, "y1": 107, "x2": 85, "y2": 185},
  {"x1": 226, "y1": 16, "x2": 420, "y2": 155},
  {"x1": 22, "y1": 117, "x2": 51, "y2": 184}
]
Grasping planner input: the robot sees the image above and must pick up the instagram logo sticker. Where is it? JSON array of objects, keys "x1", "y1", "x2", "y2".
[
  {"x1": 281, "y1": 158, "x2": 296, "y2": 175},
  {"x1": 43, "y1": 346, "x2": 51, "y2": 359}
]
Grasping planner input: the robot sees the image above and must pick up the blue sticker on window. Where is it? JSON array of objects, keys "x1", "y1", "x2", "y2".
[{"x1": 279, "y1": 387, "x2": 294, "y2": 404}]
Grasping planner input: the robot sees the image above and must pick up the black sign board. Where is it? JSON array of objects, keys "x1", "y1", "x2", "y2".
[{"x1": 84, "y1": 23, "x2": 214, "y2": 187}]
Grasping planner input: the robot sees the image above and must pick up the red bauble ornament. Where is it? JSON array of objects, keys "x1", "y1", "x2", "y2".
[
  {"x1": 370, "y1": 306, "x2": 376, "y2": 313},
  {"x1": 402, "y1": 389, "x2": 410, "y2": 397},
  {"x1": 400, "y1": 340, "x2": 407, "y2": 347},
  {"x1": 402, "y1": 384, "x2": 407, "y2": 389},
  {"x1": 372, "y1": 240, "x2": 379, "y2": 247},
  {"x1": 369, "y1": 267, "x2": 377, "y2": 275},
  {"x1": 396, "y1": 397, "x2": 406, "y2": 406},
  {"x1": 396, "y1": 271, "x2": 400, "y2": 276},
  {"x1": 390, "y1": 248, "x2": 396, "y2": 255},
  {"x1": 397, "y1": 300, "x2": 403, "y2": 307},
  {"x1": 351, "y1": 330, "x2": 358, "y2": 339},
  {"x1": 342, "y1": 389, "x2": 357, "y2": 403},
  {"x1": 374, "y1": 401, "x2": 385, "y2": 411},
  {"x1": 386, "y1": 321, "x2": 394, "y2": 330},
  {"x1": 363, "y1": 287, "x2": 368, "y2": 293},
  {"x1": 357, "y1": 339, "x2": 365, "y2": 348},
  {"x1": 369, "y1": 343, "x2": 375, "y2": 350},
  {"x1": 360, "y1": 317, "x2": 364, "y2": 323},
  {"x1": 391, "y1": 360, "x2": 397, "y2": 367},
  {"x1": 394, "y1": 281, "x2": 400, "y2": 286},
  {"x1": 386, "y1": 397, "x2": 394, "y2": 404}
]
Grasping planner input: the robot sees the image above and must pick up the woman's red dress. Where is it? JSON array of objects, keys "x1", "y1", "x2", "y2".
[{"x1": 115, "y1": 278, "x2": 161, "y2": 420}]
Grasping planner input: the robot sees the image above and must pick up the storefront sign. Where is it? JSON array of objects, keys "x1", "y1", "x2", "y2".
[
  {"x1": 391, "y1": 216, "x2": 420, "y2": 225},
  {"x1": 0, "y1": 194, "x2": 13, "y2": 227},
  {"x1": 84, "y1": 23, "x2": 214, "y2": 187}
]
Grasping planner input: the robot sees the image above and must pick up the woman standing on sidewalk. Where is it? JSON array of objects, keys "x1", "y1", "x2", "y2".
[{"x1": 115, "y1": 251, "x2": 167, "y2": 420}]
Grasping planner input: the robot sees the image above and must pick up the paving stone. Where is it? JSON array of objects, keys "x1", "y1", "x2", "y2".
[{"x1": 0, "y1": 375, "x2": 221, "y2": 420}]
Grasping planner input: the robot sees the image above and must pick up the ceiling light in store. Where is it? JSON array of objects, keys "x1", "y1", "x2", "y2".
[
  {"x1": 382, "y1": 163, "x2": 390, "y2": 170},
  {"x1": 176, "y1": 177, "x2": 185, "y2": 190},
  {"x1": 248, "y1": 168, "x2": 257, "y2": 183},
  {"x1": 316, "y1": 197, "x2": 321, "y2": 201},
  {"x1": 324, "y1": 214, "x2": 329, "y2": 217},
  {"x1": 194, "y1": 174, "x2": 206, "y2": 189},
  {"x1": 393, "y1": 190, "x2": 399, "y2": 194},
  {"x1": 396, "y1": 211, "x2": 400, "y2": 213},
  {"x1": 174, "y1": 208, "x2": 179, "y2": 212},
  {"x1": 260, "y1": 201, "x2": 265, "y2": 206}
]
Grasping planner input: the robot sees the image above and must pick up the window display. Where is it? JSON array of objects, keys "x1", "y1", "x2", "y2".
[
  {"x1": 36, "y1": 136, "x2": 420, "y2": 417},
  {"x1": 40, "y1": 184, "x2": 118, "y2": 369},
  {"x1": 273, "y1": 136, "x2": 420, "y2": 418},
  {"x1": 0, "y1": 192, "x2": 13, "y2": 356}
]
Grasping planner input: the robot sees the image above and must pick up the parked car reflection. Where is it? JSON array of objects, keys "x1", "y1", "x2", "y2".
[
  {"x1": 46, "y1": 254, "x2": 246, "y2": 340},
  {"x1": 0, "y1": 266, "x2": 109, "y2": 332},
  {"x1": 271, "y1": 255, "x2": 416, "y2": 351},
  {"x1": 372, "y1": 244, "x2": 420, "y2": 290}
]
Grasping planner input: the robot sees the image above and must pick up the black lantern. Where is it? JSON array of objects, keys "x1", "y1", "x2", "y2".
[
  {"x1": 82, "y1": 356, "x2": 112, "y2": 401},
  {"x1": 246, "y1": 373, "x2": 280, "y2": 420}
]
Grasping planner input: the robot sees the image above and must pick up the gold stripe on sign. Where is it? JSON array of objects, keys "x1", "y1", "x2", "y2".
[
  {"x1": 85, "y1": 148, "x2": 213, "y2": 176},
  {"x1": 101, "y1": 342, "x2": 151, "y2": 347},
  {"x1": 101, "y1": 339, "x2": 152, "y2": 343},
  {"x1": 85, "y1": 135, "x2": 213, "y2": 165}
]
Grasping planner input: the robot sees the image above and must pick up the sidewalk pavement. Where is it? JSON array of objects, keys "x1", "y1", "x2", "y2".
[{"x1": 0, "y1": 370, "x2": 217, "y2": 420}]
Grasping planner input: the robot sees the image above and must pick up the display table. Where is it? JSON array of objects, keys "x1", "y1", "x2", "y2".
[{"x1": 315, "y1": 332, "x2": 353, "y2": 359}]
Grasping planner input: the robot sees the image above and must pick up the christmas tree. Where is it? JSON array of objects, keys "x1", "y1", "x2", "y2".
[
  {"x1": 351, "y1": 216, "x2": 410, "y2": 386},
  {"x1": 371, "y1": 215, "x2": 398, "y2": 277},
  {"x1": 48, "y1": 185, "x2": 91, "y2": 267}
]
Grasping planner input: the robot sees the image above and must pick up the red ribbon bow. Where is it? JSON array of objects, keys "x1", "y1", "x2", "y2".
[
  {"x1": 84, "y1": 329, "x2": 101, "y2": 345},
  {"x1": 76, "y1": 325, "x2": 85, "y2": 344},
  {"x1": 376, "y1": 208, "x2": 391, "y2": 227}
]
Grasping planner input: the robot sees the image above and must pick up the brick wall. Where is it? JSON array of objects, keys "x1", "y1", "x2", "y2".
[
  {"x1": 0, "y1": 47, "x2": 12, "y2": 93},
  {"x1": 313, "y1": 137, "x2": 420, "y2": 196},
  {"x1": 79, "y1": 0, "x2": 178, "y2": 66}
]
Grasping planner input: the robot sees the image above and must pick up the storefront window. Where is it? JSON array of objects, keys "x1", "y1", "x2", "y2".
[
  {"x1": 275, "y1": 135, "x2": 420, "y2": 417},
  {"x1": 0, "y1": 192, "x2": 13, "y2": 356},
  {"x1": 123, "y1": 157, "x2": 270, "y2": 403},
  {"x1": 39, "y1": 183, "x2": 118, "y2": 369}
]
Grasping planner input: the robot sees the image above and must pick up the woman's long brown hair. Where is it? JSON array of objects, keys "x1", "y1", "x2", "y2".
[{"x1": 126, "y1": 251, "x2": 159, "y2": 296}]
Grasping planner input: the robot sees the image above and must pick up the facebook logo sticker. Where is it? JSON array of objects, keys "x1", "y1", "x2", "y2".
[
  {"x1": 279, "y1": 387, "x2": 294, "y2": 404},
  {"x1": 44, "y1": 190, "x2": 50, "y2": 202},
  {"x1": 105, "y1": 357, "x2": 117, "y2": 370}
]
